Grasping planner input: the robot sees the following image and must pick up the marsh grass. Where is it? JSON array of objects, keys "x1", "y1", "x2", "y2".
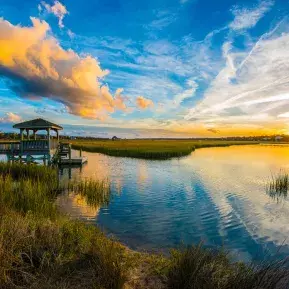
[
  {"x1": 0, "y1": 176, "x2": 58, "y2": 218},
  {"x1": 0, "y1": 162, "x2": 57, "y2": 180},
  {"x1": 66, "y1": 178, "x2": 111, "y2": 208},
  {"x1": 167, "y1": 245, "x2": 289, "y2": 289},
  {"x1": 0, "y1": 210, "x2": 131, "y2": 289},
  {"x1": 71, "y1": 140, "x2": 258, "y2": 160},
  {"x1": 266, "y1": 170, "x2": 289, "y2": 201},
  {"x1": 0, "y1": 163, "x2": 132, "y2": 289}
]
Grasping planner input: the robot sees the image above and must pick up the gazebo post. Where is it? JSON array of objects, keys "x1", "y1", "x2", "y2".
[
  {"x1": 20, "y1": 129, "x2": 24, "y2": 141},
  {"x1": 26, "y1": 129, "x2": 30, "y2": 140},
  {"x1": 47, "y1": 128, "x2": 51, "y2": 150},
  {"x1": 33, "y1": 130, "x2": 37, "y2": 140}
]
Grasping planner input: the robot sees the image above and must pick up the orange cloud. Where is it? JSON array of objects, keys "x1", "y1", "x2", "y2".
[
  {"x1": 0, "y1": 17, "x2": 127, "y2": 120},
  {"x1": 136, "y1": 96, "x2": 154, "y2": 109},
  {"x1": 0, "y1": 112, "x2": 22, "y2": 123}
]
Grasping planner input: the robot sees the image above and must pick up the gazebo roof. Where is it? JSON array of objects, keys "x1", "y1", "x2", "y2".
[{"x1": 13, "y1": 118, "x2": 63, "y2": 130}]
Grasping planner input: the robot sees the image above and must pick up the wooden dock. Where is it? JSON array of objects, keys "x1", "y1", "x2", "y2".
[{"x1": 58, "y1": 156, "x2": 88, "y2": 165}]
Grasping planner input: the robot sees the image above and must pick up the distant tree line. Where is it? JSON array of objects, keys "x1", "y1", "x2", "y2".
[{"x1": 1, "y1": 131, "x2": 288, "y2": 142}]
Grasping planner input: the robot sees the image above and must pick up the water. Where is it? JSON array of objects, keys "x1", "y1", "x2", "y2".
[{"x1": 56, "y1": 145, "x2": 289, "y2": 262}]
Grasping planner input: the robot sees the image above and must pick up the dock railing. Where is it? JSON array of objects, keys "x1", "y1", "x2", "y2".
[
  {"x1": 0, "y1": 142, "x2": 20, "y2": 154},
  {"x1": 21, "y1": 140, "x2": 50, "y2": 153},
  {"x1": 0, "y1": 140, "x2": 59, "y2": 155}
]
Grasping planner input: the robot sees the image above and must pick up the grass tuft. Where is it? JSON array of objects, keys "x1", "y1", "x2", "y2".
[
  {"x1": 167, "y1": 245, "x2": 289, "y2": 289},
  {"x1": 266, "y1": 170, "x2": 289, "y2": 201},
  {"x1": 66, "y1": 178, "x2": 111, "y2": 208}
]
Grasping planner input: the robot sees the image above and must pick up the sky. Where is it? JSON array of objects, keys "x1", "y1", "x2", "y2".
[{"x1": 0, "y1": 0, "x2": 289, "y2": 138}]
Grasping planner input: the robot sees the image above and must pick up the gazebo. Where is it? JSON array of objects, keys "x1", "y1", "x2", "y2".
[
  {"x1": 13, "y1": 118, "x2": 63, "y2": 141},
  {"x1": 12, "y1": 118, "x2": 63, "y2": 155},
  {"x1": 0, "y1": 118, "x2": 87, "y2": 166}
]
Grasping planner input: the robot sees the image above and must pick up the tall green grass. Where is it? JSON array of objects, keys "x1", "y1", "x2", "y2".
[
  {"x1": 167, "y1": 245, "x2": 289, "y2": 289},
  {"x1": 0, "y1": 162, "x2": 58, "y2": 189},
  {"x1": 66, "y1": 178, "x2": 111, "y2": 208},
  {"x1": 0, "y1": 175, "x2": 58, "y2": 218},
  {"x1": 266, "y1": 170, "x2": 289, "y2": 201},
  {"x1": 0, "y1": 163, "x2": 131, "y2": 289},
  {"x1": 0, "y1": 210, "x2": 131, "y2": 289}
]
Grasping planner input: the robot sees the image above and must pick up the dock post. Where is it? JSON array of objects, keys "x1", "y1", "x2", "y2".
[
  {"x1": 69, "y1": 167, "x2": 72, "y2": 179},
  {"x1": 80, "y1": 147, "x2": 82, "y2": 157},
  {"x1": 69, "y1": 144, "x2": 72, "y2": 160}
]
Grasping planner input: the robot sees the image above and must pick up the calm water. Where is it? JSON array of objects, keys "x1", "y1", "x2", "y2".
[{"x1": 56, "y1": 145, "x2": 289, "y2": 262}]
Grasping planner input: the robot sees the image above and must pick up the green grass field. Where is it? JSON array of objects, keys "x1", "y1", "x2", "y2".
[{"x1": 71, "y1": 139, "x2": 259, "y2": 160}]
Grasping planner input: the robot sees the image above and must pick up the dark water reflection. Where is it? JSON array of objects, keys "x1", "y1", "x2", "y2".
[{"x1": 56, "y1": 145, "x2": 289, "y2": 262}]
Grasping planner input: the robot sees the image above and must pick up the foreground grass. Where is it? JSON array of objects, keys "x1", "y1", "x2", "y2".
[
  {"x1": 1, "y1": 163, "x2": 289, "y2": 289},
  {"x1": 71, "y1": 140, "x2": 259, "y2": 160}
]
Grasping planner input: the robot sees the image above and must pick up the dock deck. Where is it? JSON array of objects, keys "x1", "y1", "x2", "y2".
[{"x1": 58, "y1": 156, "x2": 88, "y2": 165}]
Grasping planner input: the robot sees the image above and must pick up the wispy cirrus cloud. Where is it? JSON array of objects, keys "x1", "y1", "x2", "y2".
[
  {"x1": 229, "y1": 0, "x2": 274, "y2": 31},
  {"x1": 144, "y1": 10, "x2": 178, "y2": 31},
  {"x1": 185, "y1": 18, "x2": 289, "y2": 134}
]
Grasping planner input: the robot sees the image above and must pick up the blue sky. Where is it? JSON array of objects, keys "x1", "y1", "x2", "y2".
[{"x1": 0, "y1": 0, "x2": 289, "y2": 137}]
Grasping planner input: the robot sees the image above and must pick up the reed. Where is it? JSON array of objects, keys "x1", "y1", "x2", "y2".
[
  {"x1": 0, "y1": 175, "x2": 58, "y2": 218},
  {"x1": 167, "y1": 245, "x2": 289, "y2": 289},
  {"x1": 0, "y1": 163, "x2": 131, "y2": 289},
  {"x1": 66, "y1": 178, "x2": 111, "y2": 208},
  {"x1": 0, "y1": 162, "x2": 58, "y2": 189},
  {"x1": 266, "y1": 170, "x2": 289, "y2": 201}
]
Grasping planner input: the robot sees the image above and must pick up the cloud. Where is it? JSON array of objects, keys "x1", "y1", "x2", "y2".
[
  {"x1": 0, "y1": 17, "x2": 127, "y2": 120},
  {"x1": 136, "y1": 96, "x2": 154, "y2": 109},
  {"x1": 207, "y1": 128, "x2": 219, "y2": 134},
  {"x1": 229, "y1": 0, "x2": 274, "y2": 31},
  {"x1": 0, "y1": 112, "x2": 22, "y2": 123},
  {"x1": 173, "y1": 78, "x2": 198, "y2": 107},
  {"x1": 185, "y1": 19, "x2": 289, "y2": 133},
  {"x1": 145, "y1": 10, "x2": 177, "y2": 31},
  {"x1": 41, "y1": 1, "x2": 68, "y2": 28}
]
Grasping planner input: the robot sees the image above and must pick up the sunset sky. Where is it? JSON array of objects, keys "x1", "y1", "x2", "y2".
[{"x1": 0, "y1": 0, "x2": 289, "y2": 138}]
